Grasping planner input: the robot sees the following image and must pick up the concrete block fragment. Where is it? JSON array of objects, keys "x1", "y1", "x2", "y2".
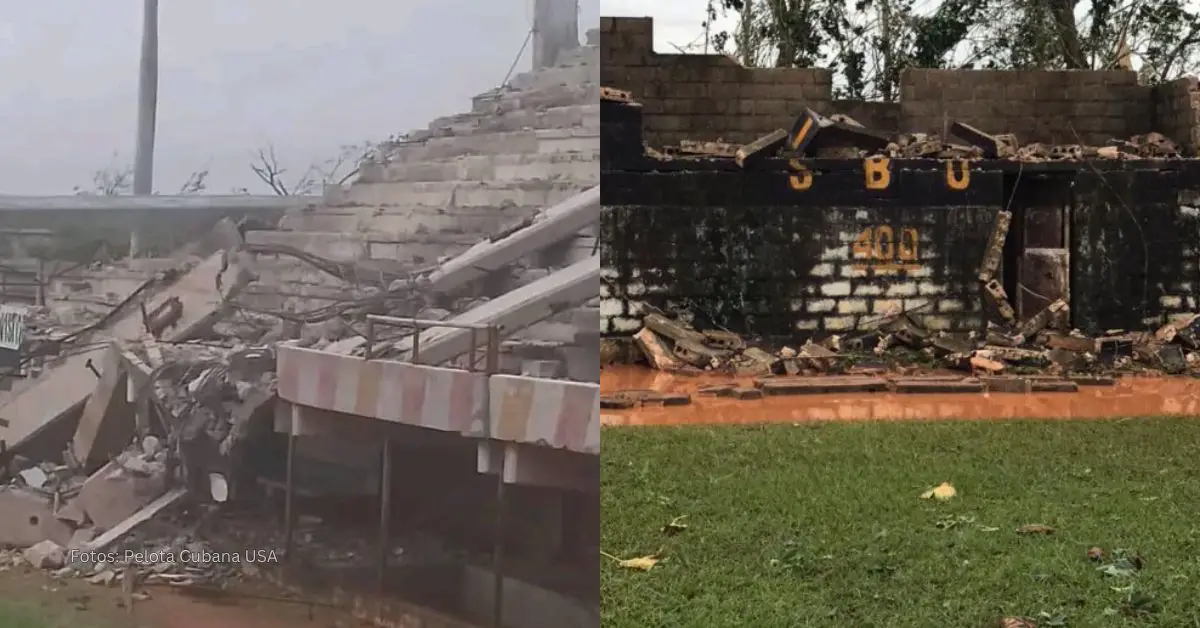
[
  {"x1": 0, "y1": 487, "x2": 73, "y2": 548},
  {"x1": 23, "y1": 539, "x2": 65, "y2": 569}
]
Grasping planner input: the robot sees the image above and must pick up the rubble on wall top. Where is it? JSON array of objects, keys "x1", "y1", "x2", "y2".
[{"x1": 602, "y1": 88, "x2": 1192, "y2": 163}]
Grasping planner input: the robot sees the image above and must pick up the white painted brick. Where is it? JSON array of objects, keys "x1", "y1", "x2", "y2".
[
  {"x1": 600, "y1": 283, "x2": 611, "y2": 298},
  {"x1": 627, "y1": 301, "x2": 647, "y2": 316},
  {"x1": 599, "y1": 298, "x2": 624, "y2": 318},
  {"x1": 626, "y1": 281, "x2": 648, "y2": 297},
  {"x1": 612, "y1": 317, "x2": 642, "y2": 332},
  {"x1": 918, "y1": 282, "x2": 947, "y2": 296},
  {"x1": 823, "y1": 316, "x2": 856, "y2": 330},
  {"x1": 820, "y1": 246, "x2": 848, "y2": 261},
  {"x1": 873, "y1": 299, "x2": 904, "y2": 315},
  {"x1": 794, "y1": 319, "x2": 819, "y2": 331},
  {"x1": 1161, "y1": 295, "x2": 1184, "y2": 308},
  {"x1": 854, "y1": 283, "x2": 883, "y2": 296},
  {"x1": 821, "y1": 281, "x2": 852, "y2": 297},
  {"x1": 939, "y1": 299, "x2": 965, "y2": 312},
  {"x1": 808, "y1": 299, "x2": 837, "y2": 313},
  {"x1": 838, "y1": 298, "x2": 869, "y2": 314},
  {"x1": 922, "y1": 316, "x2": 952, "y2": 330},
  {"x1": 811, "y1": 263, "x2": 835, "y2": 277},
  {"x1": 906, "y1": 266, "x2": 933, "y2": 278},
  {"x1": 885, "y1": 283, "x2": 918, "y2": 297}
]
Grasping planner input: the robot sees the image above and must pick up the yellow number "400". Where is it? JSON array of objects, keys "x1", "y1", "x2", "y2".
[{"x1": 851, "y1": 226, "x2": 920, "y2": 272}]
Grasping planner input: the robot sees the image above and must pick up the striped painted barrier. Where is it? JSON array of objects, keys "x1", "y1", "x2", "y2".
[
  {"x1": 277, "y1": 345, "x2": 486, "y2": 433},
  {"x1": 276, "y1": 344, "x2": 600, "y2": 454},
  {"x1": 489, "y1": 375, "x2": 600, "y2": 454}
]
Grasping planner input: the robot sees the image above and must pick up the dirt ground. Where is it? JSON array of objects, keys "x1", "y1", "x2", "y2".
[
  {"x1": 0, "y1": 565, "x2": 362, "y2": 628},
  {"x1": 601, "y1": 365, "x2": 1200, "y2": 425}
]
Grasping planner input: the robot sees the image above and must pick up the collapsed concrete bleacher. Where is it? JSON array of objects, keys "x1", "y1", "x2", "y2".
[{"x1": 244, "y1": 29, "x2": 601, "y2": 381}]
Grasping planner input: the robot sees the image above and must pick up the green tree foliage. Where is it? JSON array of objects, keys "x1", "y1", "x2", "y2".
[{"x1": 706, "y1": 0, "x2": 1200, "y2": 100}]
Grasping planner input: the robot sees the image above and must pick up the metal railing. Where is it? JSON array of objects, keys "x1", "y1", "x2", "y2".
[{"x1": 363, "y1": 314, "x2": 501, "y2": 373}]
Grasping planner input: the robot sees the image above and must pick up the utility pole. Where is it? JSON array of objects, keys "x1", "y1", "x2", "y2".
[
  {"x1": 130, "y1": 0, "x2": 159, "y2": 262},
  {"x1": 133, "y1": 0, "x2": 159, "y2": 196}
]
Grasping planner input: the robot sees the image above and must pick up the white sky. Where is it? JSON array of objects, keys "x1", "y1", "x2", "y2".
[
  {"x1": 602, "y1": 0, "x2": 735, "y2": 54},
  {"x1": 0, "y1": 0, "x2": 600, "y2": 195}
]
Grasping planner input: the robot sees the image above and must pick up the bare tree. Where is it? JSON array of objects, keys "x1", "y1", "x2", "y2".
[
  {"x1": 75, "y1": 154, "x2": 209, "y2": 196},
  {"x1": 248, "y1": 137, "x2": 408, "y2": 196}
]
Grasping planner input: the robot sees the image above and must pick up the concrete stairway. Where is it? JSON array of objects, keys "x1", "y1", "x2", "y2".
[{"x1": 248, "y1": 31, "x2": 600, "y2": 316}]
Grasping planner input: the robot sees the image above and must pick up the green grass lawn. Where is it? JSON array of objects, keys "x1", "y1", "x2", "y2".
[{"x1": 601, "y1": 418, "x2": 1200, "y2": 627}]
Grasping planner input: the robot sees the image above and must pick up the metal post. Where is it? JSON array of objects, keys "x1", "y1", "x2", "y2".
[
  {"x1": 283, "y1": 431, "x2": 296, "y2": 562},
  {"x1": 378, "y1": 436, "x2": 393, "y2": 594},
  {"x1": 411, "y1": 328, "x2": 422, "y2": 364},
  {"x1": 468, "y1": 328, "x2": 478, "y2": 372},
  {"x1": 485, "y1": 325, "x2": 504, "y2": 628},
  {"x1": 133, "y1": 0, "x2": 159, "y2": 195},
  {"x1": 364, "y1": 318, "x2": 375, "y2": 359}
]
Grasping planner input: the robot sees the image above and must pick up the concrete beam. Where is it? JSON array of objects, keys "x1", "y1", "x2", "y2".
[
  {"x1": 0, "y1": 195, "x2": 320, "y2": 212},
  {"x1": 396, "y1": 255, "x2": 599, "y2": 365},
  {"x1": 428, "y1": 186, "x2": 599, "y2": 294}
]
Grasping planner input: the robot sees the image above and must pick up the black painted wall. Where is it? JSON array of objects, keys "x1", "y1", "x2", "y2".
[{"x1": 601, "y1": 105, "x2": 1200, "y2": 339}]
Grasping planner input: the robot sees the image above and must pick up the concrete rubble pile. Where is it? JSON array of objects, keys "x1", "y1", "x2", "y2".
[{"x1": 606, "y1": 308, "x2": 1200, "y2": 406}]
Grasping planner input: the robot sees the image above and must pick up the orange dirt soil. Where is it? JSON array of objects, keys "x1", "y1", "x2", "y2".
[{"x1": 601, "y1": 365, "x2": 1200, "y2": 426}]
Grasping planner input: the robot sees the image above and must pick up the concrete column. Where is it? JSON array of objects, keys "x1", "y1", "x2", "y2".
[{"x1": 532, "y1": 0, "x2": 579, "y2": 69}]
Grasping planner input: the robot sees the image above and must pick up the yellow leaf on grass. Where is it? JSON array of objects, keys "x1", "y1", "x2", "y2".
[
  {"x1": 601, "y1": 550, "x2": 662, "y2": 571},
  {"x1": 619, "y1": 555, "x2": 660, "y2": 571},
  {"x1": 920, "y1": 482, "x2": 957, "y2": 501}
]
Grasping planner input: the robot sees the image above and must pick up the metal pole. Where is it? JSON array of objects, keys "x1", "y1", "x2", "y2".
[
  {"x1": 378, "y1": 436, "x2": 393, "y2": 595},
  {"x1": 133, "y1": 0, "x2": 159, "y2": 195},
  {"x1": 283, "y1": 431, "x2": 296, "y2": 562},
  {"x1": 485, "y1": 325, "x2": 504, "y2": 628}
]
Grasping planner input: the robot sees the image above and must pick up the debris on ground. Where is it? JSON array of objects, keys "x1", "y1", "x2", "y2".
[{"x1": 605, "y1": 304, "x2": 1200, "y2": 405}]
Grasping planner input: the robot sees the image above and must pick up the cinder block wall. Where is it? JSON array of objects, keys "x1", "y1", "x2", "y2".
[
  {"x1": 599, "y1": 17, "x2": 832, "y2": 148},
  {"x1": 1154, "y1": 77, "x2": 1200, "y2": 155},
  {"x1": 600, "y1": 16, "x2": 1200, "y2": 151}
]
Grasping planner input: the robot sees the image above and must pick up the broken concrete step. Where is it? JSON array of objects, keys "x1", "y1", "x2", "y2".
[
  {"x1": 244, "y1": 230, "x2": 477, "y2": 263},
  {"x1": 394, "y1": 255, "x2": 599, "y2": 365},
  {"x1": 893, "y1": 378, "x2": 984, "y2": 394},
  {"x1": 471, "y1": 84, "x2": 600, "y2": 116},
  {"x1": 507, "y1": 63, "x2": 596, "y2": 92},
  {"x1": 757, "y1": 377, "x2": 889, "y2": 395},
  {"x1": 426, "y1": 104, "x2": 599, "y2": 137},
  {"x1": 428, "y1": 187, "x2": 599, "y2": 293},
  {"x1": 278, "y1": 204, "x2": 546, "y2": 236},
  {"x1": 390, "y1": 128, "x2": 599, "y2": 163},
  {"x1": 332, "y1": 179, "x2": 586, "y2": 209},
  {"x1": 369, "y1": 150, "x2": 598, "y2": 185}
]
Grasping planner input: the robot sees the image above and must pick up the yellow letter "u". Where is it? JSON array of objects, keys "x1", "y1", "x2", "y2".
[{"x1": 945, "y1": 159, "x2": 970, "y2": 190}]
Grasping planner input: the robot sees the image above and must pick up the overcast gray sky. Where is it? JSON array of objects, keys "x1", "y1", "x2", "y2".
[{"x1": 0, "y1": 0, "x2": 599, "y2": 195}]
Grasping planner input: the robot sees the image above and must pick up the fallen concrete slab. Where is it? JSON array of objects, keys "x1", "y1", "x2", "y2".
[
  {"x1": 393, "y1": 255, "x2": 599, "y2": 365},
  {"x1": 56, "y1": 454, "x2": 168, "y2": 531},
  {"x1": 0, "y1": 247, "x2": 250, "y2": 454},
  {"x1": 80, "y1": 487, "x2": 186, "y2": 553},
  {"x1": 427, "y1": 186, "x2": 599, "y2": 294},
  {"x1": 70, "y1": 343, "x2": 134, "y2": 473}
]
